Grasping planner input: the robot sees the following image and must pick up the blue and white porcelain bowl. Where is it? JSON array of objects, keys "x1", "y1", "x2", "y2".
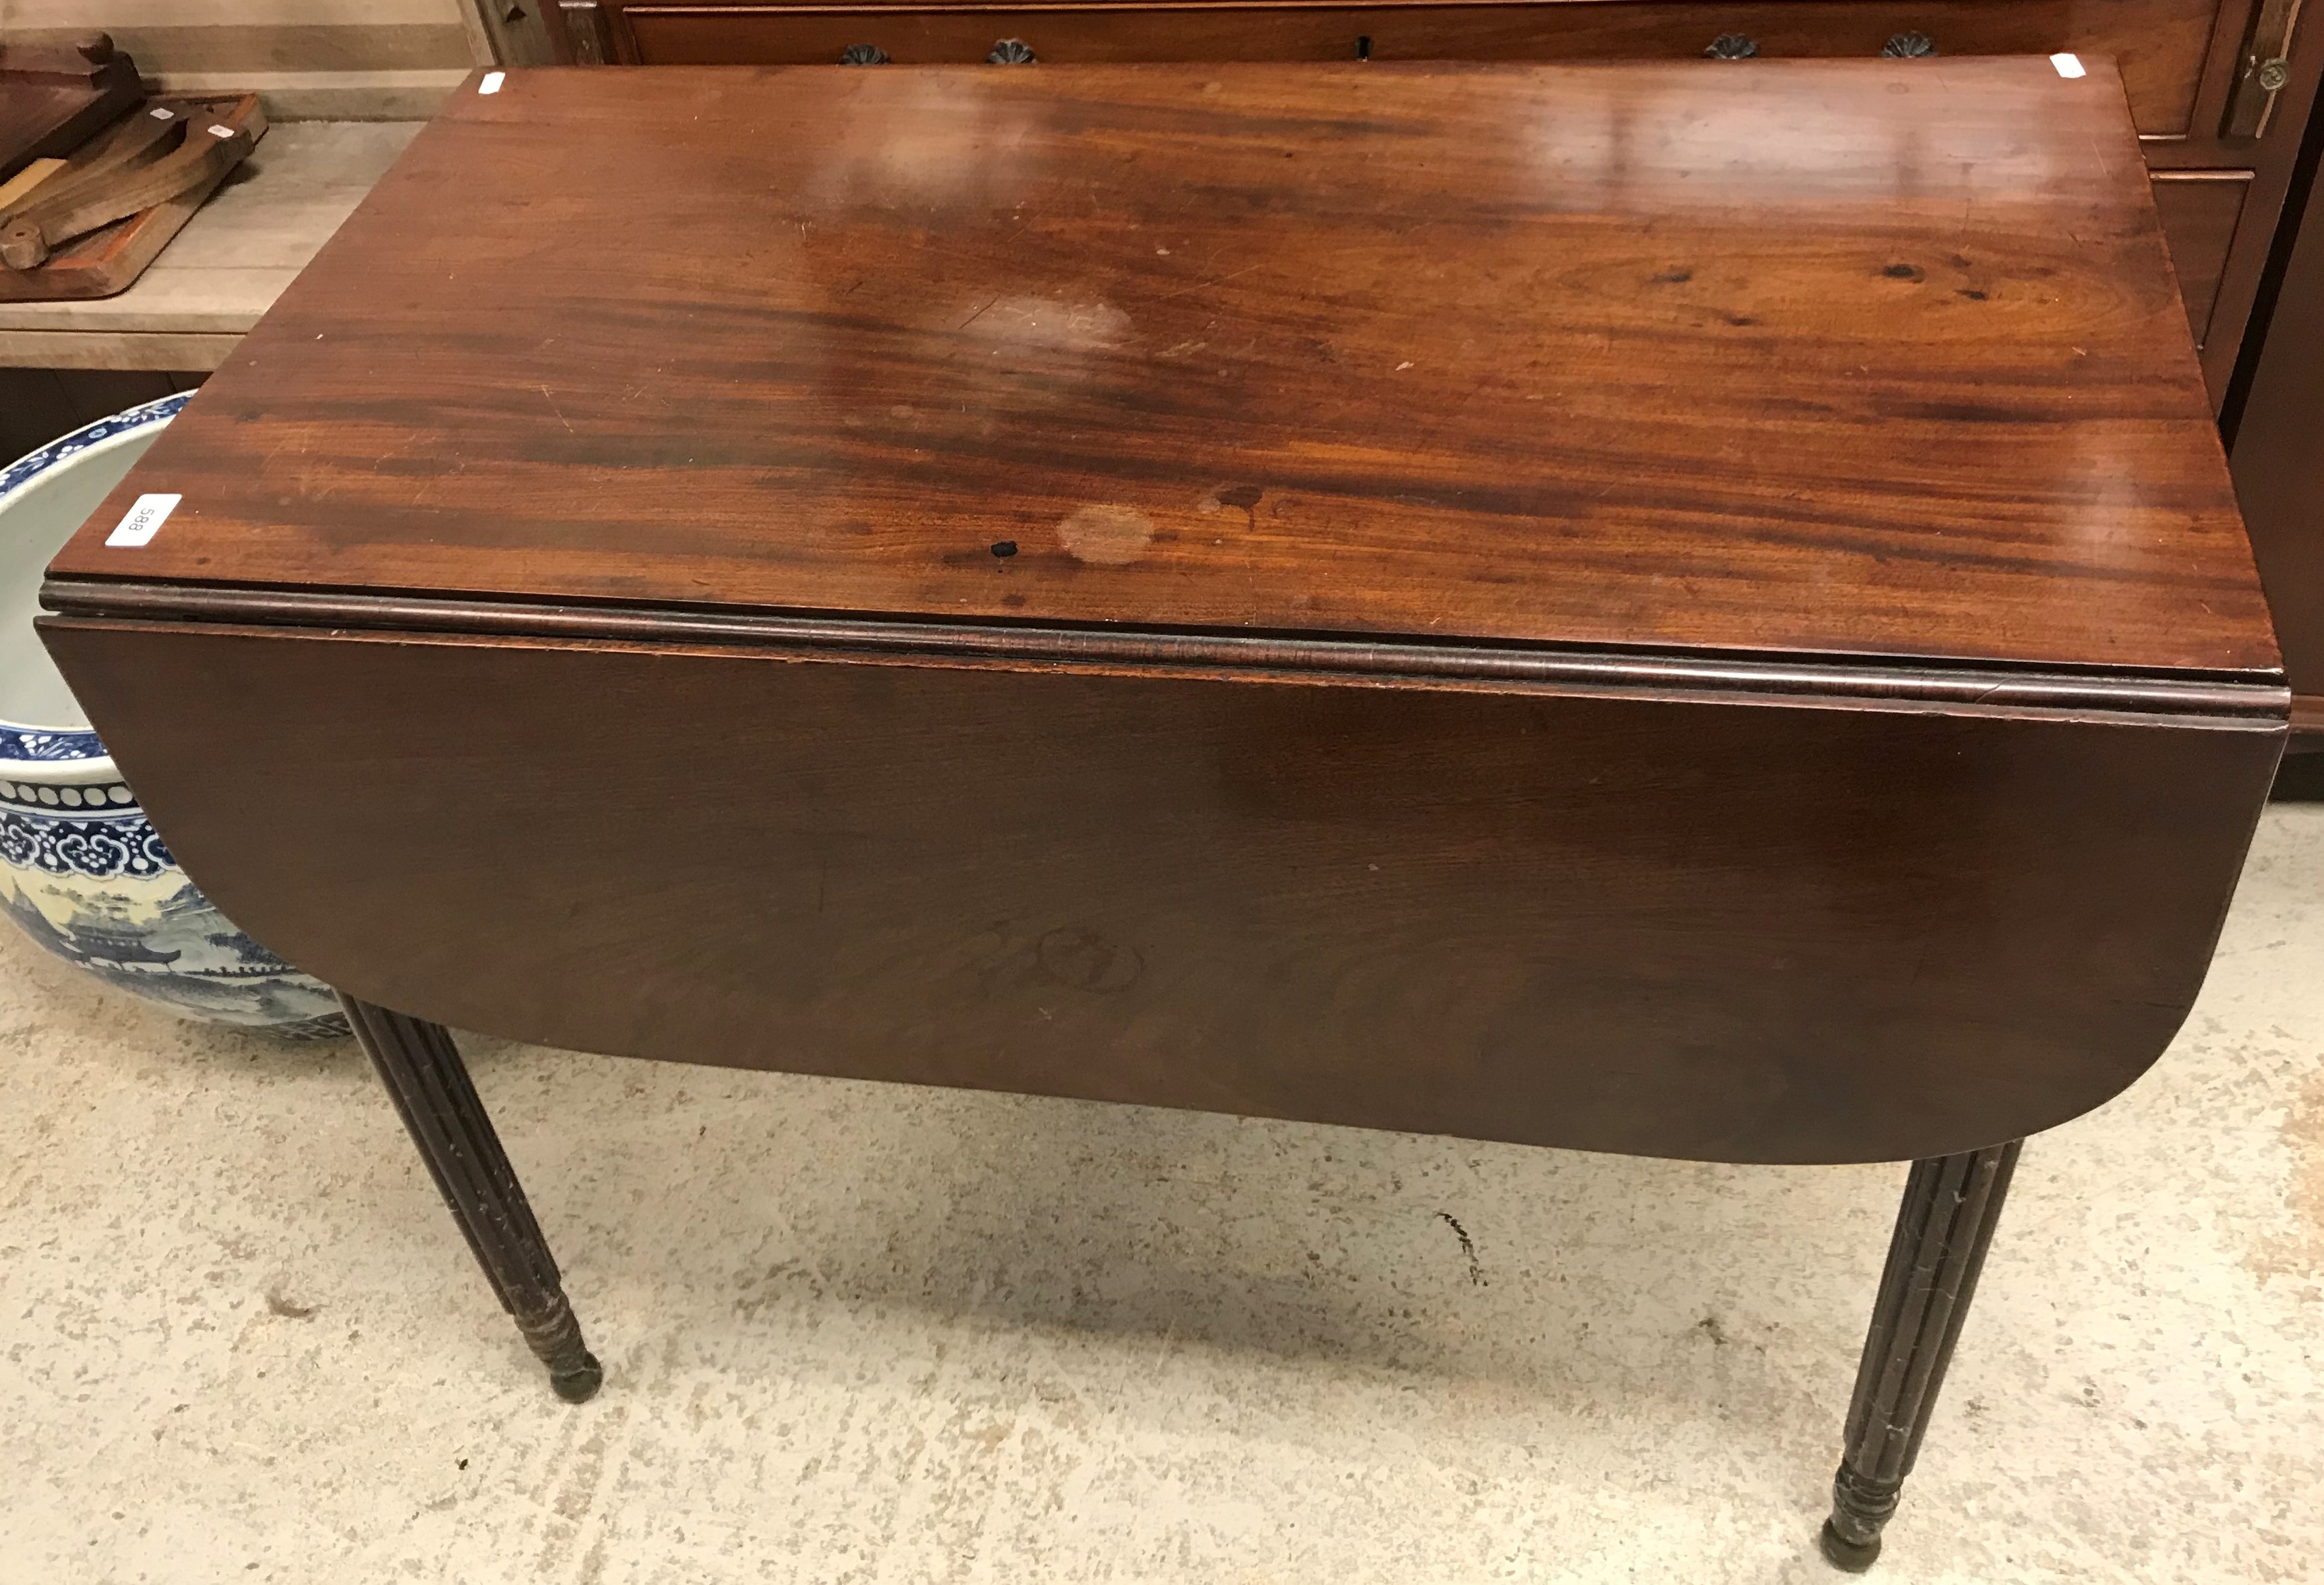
[{"x1": 0, "y1": 394, "x2": 345, "y2": 1038}]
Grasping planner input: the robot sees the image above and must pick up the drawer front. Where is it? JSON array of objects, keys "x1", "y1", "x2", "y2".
[
  {"x1": 2151, "y1": 171, "x2": 2251, "y2": 345},
  {"x1": 620, "y1": 0, "x2": 2222, "y2": 134}
]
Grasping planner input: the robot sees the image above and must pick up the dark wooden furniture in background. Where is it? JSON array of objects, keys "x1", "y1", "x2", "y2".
[
  {"x1": 41, "y1": 62, "x2": 2284, "y2": 1568},
  {"x1": 0, "y1": 369, "x2": 206, "y2": 464},
  {"x1": 2231, "y1": 135, "x2": 2324, "y2": 740}
]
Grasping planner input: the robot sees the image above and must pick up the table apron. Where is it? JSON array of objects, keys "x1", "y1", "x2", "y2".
[{"x1": 36, "y1": 616, "x2": 2284, "y2": 1164}]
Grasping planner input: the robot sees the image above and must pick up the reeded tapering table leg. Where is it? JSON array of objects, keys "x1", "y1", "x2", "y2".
[
  {"x1": 339, "y1": 992, "x2": 603, "y2": 1402},
  {"x1": 1820, "y1": 1141, "x2": 2021, "y2": 1572}
]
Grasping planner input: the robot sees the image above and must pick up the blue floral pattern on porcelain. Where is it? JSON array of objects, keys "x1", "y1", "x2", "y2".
[
  {"x1": 0, "y1": 390, "x2": 190, "y2": 498},
  {"x1": 0, "y1": 396, "x2": 346, "y2": 1039},
  {"x1": 0, "y1": 727, "x2": 106, "y2": 761}
]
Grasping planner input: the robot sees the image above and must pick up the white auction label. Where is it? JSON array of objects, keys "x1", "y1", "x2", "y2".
[
  {"x1": 479, "y1": 71, "x2": 505, "y2": 94},
  {"x1": 106, "y1": 493, "x2": 182, "y2": 548},
  {"x1": 208, "y1": 124, "x2": 236, "y2": 138},
  {"x1": 2050, "y1": 52, "x2": 2087, "y2": 78}
]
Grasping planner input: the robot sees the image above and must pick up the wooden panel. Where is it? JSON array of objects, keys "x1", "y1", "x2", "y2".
[
  {"x1": 618, "y1": 0, "x2": 2224, "y2": 134},
  {"x1": 2152, "y1": 171, "x2": 2251, "y2": 344},
  {"x1": 0, "y1": 367, "x2": 191, "y2": 462},
  {"x1": 37, "y1": 618, "x2": 2286, "y2": 1166},
  {"x1": 2220, "y1": 0, "x2": 2304, "y2": 136},
  {"x1": 2230, "y1": 136, "x2": 2324, "y2": 716},
  {"x1": 50, "y1": 62, "x2": 2273, "y2": 680},
  {"x1": 2168, "y1": 0, "x2": 2324, "y2": 404}
]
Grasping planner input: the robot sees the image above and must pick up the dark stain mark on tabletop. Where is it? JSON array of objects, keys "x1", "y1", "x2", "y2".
[{"x1": 1209, "y1": 482, "x2": 1266, "y2": 531}]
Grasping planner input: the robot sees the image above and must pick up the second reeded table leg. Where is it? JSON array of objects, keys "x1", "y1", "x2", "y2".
[
  {"x1": 1821, "y1": 1141, "x2": 2022, "y2": 1571},
  {"x1": 340, "y1": 992, "x2": 603, "y2": 1402}
]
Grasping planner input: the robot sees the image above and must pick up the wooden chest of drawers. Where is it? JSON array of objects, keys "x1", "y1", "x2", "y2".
[
  {"x1": 609, "y1": 0, "x2": 2214, "y2": 132},
  {"x1": 535, "y1": 0, "x2": 2321, "y2": 411}
]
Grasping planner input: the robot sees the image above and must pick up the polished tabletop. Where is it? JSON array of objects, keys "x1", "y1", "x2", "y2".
[{"x1": 53, "y1": 59, "x2": 2273, "y2": 676}]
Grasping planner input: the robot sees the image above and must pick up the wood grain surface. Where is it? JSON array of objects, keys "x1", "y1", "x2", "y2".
[
  {"x1": 51, "y1": 60, "x2": 2276, "y2": 680},
  {"x1": 38, "y1": 616, "x2": 2285, "y2": 1164}
]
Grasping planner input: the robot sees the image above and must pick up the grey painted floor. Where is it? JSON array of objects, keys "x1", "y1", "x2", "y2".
[{"x1": 4, "y1": 802, "x2": 2319, "y2": 1584}]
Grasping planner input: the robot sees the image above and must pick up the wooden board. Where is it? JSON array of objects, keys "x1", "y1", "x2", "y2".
[
  {"x1": 51, "y1": 61, "x2": 2273, "y2": 678},
  {"x1": 0, "y1": 36, "x2": 141, "y2": 183},
  {"x1": 0, "y1": 95, "x2": 266, "y2": 303}
]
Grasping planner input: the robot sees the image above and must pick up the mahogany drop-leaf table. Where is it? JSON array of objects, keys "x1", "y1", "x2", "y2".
[{"x1": 38, "y1": 59, "x2": 2285, "y2": 1569}]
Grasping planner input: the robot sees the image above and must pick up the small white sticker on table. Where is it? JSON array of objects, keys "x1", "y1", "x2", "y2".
[
  {"x1": 207, "y1": 124, "x2": 236, "y2": 138},
  {"x1": 148, "y1": 106, "x2": 175, "y2": 119},
  {"x1": 479, "y1": 71, "x2": 505, "y2": 95},
  {"x1": 106, "y1": 493, "x2": 181, "y2": 548},
  {"x1": 2050, "y1": 53, "x2": 2087, "y2": 78}
]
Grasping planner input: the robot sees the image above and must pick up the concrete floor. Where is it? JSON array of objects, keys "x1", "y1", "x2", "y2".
[{"x1": 3, "y1": 803, "x2": 2319, "y2": 1585}]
